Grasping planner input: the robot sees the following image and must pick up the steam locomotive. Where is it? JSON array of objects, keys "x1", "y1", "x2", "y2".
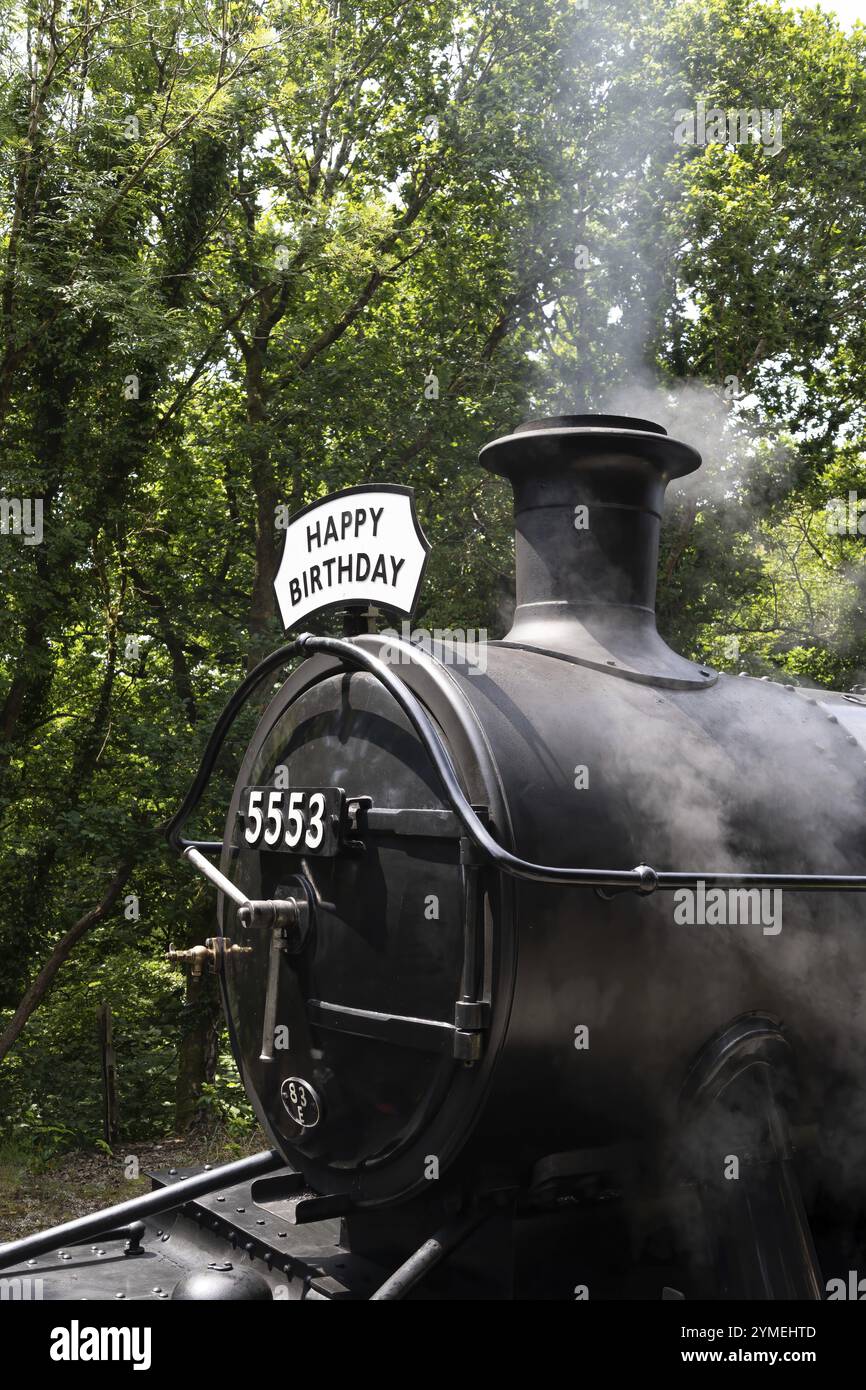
[{"x1": 4, "y1": 413, "x2": 866, "y2": 1301}]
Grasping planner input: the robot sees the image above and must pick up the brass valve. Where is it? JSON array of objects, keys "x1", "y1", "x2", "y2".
[{"x1": 167, "y1": 937, "x2": 251, "y2": 978}]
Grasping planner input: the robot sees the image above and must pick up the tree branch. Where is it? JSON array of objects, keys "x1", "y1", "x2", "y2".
[{"x1": 0, "y1": 853, "x2": 139, "y2": 1063}]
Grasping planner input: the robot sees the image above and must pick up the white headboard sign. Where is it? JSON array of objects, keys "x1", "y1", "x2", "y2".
[{"x1": 273, "y1": 484, "x2": 431, "y2": 630}]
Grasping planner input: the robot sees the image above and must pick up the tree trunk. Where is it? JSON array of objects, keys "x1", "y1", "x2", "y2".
[
  {"x1": 246, "y1": 347, "x2": 280, "y2": 668},
  {"x1": 173, "y1": 895, "x2": 223, "y2": 1132},
  {"x1": 174, "y1": 970, "x2": 222, "y2": 1133},
  {"x1": 0, "y1": 855, "x2": 137, "y2": 1062}
]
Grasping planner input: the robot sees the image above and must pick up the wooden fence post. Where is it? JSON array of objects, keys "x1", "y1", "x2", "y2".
[{"x1": 98, "y1": 1002, "x2": 118, "y2": 1146}]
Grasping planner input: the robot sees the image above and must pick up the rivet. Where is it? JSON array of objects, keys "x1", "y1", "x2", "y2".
[
  {"x1": 217, "y1": 1196, "x2": 225, "y2": 1203},
  {"x1": 27, "y1": 1260, "x2": 37, "y2": 1267},
  {"x1": 152, "y1": 1287, "x2": 162, "y2": 1294},
  {"x1": 169, "y1": 1168, "x2": 177, "y2": 1175},
  {"x1": 158, "y1": 1292, "x2": 169, "y2": 1299},
  {"x1": 204, "y1": 1164, "x2": 212, "y2": 1171},
  {"x1": 278, "y1": 1232, "x2": 288, "y2": 1238},
  {"x1": 827, "y1": 713, "x2": 838, "y2": 722},
  {"x1": 115, "y1": 1292, "x2": 126, "y2": 1299},
  {"x1": 236, "y1": 1207, "x2": 245, "y2": 1213},
  {"x1": 256, "y1": 1219, "x2": 265, "y2": 1226},
  {"x1": 161, "y1": 1234, "x2": 170, "y2": 1242}
]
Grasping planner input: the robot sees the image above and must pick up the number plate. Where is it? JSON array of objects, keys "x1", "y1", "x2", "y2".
[
  {"x1": 238, "y1": 786, "x2": 343, "y2": 855},
  {"x1": 281, "y1": 1077, "x2": 322, "y2": 1128}
]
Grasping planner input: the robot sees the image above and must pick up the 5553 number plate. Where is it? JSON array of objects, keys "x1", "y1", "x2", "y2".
[{"x1": 238, "y1": 786, "x2": 343, "y2": 855}]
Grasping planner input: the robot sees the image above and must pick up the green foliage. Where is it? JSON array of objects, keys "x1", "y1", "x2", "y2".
[
  {"x1": 0, "y1": 937, "x2": 182, "y2": 1150},
  {"x1": 198, "y1": 1050, "x2": 259, "y2": 1139}
]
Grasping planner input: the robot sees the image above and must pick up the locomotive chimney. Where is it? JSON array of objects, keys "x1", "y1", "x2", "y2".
[{"x1": 479, "y1": 414, "x2": 712, "y2": 687}]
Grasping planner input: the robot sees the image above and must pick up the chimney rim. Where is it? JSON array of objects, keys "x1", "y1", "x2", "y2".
[
  {"x1": 513, "y1": 413, "x2": 668, "y2": 436},
  {"x1": 480, "y1": 415, "x2": 701, "y2": 483}
]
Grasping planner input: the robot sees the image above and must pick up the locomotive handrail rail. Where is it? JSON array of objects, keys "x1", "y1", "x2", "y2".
[
  {"x1": 0, "y1": 1149, "x2": 284, "y2": 1272},
  {"x1": 165, "y1": 633, "x2": 866, "y2": 895}
]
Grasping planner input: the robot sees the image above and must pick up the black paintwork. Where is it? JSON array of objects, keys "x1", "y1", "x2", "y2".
[{"x1": 15, "y1": 415, "x2": 866, "y2": 1299}]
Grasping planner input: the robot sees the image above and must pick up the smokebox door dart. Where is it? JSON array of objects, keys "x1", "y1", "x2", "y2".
[{"x1": 12, "y1": 418, "x2": 866, "y2": 1302}]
